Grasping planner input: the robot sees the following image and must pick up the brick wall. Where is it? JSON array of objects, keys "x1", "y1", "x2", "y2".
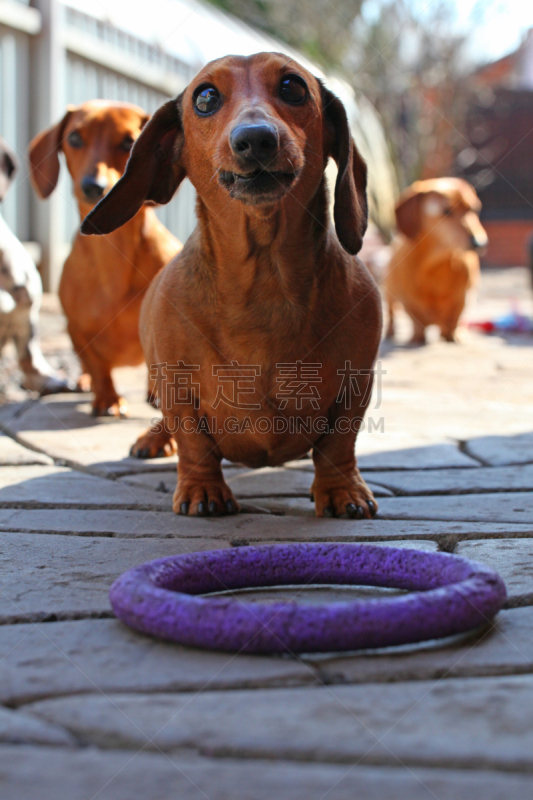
[{"x1": 481, "y1": 219, "x2": 533, "y2": 267}]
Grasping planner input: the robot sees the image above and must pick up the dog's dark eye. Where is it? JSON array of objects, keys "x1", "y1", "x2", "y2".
[
  {"x1": 194, "y1": 85, "x2": 221, "y2": 115},
  {"x1": 279, "y1": 74, "x2": 308, "y2": 105},
  {"x1": 119, "y1": 135, "x2": 135, "y2": 152},
  {"x1": 67, "y1": 131, "x2": 84, "y2": 149}
]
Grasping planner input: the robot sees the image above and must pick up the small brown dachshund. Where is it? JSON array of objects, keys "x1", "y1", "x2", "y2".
[
  {"x1": 385, "y1": 178, "x2": 488, "y2": 344},
  {"x1": 82, "y1": 53, "x2": 382, "y2": 519},
  {"x1": 29, "y1": 101, "x2": 181, "y2": 426}
]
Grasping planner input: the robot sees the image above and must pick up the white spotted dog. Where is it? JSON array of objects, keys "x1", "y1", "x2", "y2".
[{"x1": 0, "y1": 136, "x2": 73, "y2": 394}]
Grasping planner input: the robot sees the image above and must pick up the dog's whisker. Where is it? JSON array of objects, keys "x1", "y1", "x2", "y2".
[{"x1": 210, "y1": 165, "x2": 222, "y2": 183}]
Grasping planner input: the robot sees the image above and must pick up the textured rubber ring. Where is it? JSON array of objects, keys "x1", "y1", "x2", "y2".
[{"x1": 109, "y1": 543, "x2": 507, "y2": 654}]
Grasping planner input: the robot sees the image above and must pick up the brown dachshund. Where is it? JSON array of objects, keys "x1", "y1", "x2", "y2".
[
  {"x1": 29, "y1": 101, "x2": 181, "y2": 429},
  {"x1": 82, "y1": 53, "x2": 382, "y2": 519},
  {"x1": 385, "y1": 178, "x2": 487, "y2": 344}
]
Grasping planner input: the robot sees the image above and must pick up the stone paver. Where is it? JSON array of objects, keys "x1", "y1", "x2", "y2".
[
  {"x1": 25, "y1": 675, "x2": 533, "y2": 770},
  {"x1": 226, "y1": 466, "x2": 312, "y2": 497},
  {"x1": 0, "y1": 395, "x2": 177, "y2": 477},
  {"x1": 0, "y1": 619, "x2": 315, "y2": 705},
  {"x1": 456, "y1": 539, "x2": 533, "y2": 607},
  {"x1": 232, "y1": 490, "x2": 533, "y2": 524},
  {"x1": 364, "y1": 463, "x2": 533, "y2": 496},
  {"x1": 0, "y1": 707, "x2": 74, "y2": 746},
  {"x1": 120, "y1": 470, "x2": 179, "y2": 494},
  {"x1": 227, "y1": 467, "x2": 387, "y2": 498},
  {"x1": 377, "y1": 491, "x2": 533, "y2": 523},
  {"x1": 0, "y1": 533, "x2": 228, "y2": 623},
  {"x1": 465, "y1": 433, "x2": 533, "y2": 467},
  {"x1": 0, "y1": 465, "x2": 170, "y2": 509},
  {"x1": 1, "y1": 271, "x2": 533, "y2": 793},
  {"x1": 3, "y1": 748, "x2": 532, "y2": 800},
  {"x1": 305, "y1": 606, "x2": 533, "y2": 683},
  {"x1": 1, "y1": 507, "x2": 531, "y2": 543},
  {"x1": 357, "y1": 442, "x2": 480, "y2": 470},
  {"x1": 122, "y1": 465, "x2": 316, "y2": 499},
  {"x1": 0, "y1": 433, "x2": 52, "y2": 466}
]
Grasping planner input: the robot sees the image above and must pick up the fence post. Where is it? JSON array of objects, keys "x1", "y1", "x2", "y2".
[{"x1": 30, "y1": 0, "x2": 66, "y2": 292}]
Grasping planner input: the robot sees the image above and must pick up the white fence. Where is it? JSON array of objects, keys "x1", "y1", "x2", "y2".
[{"x1": 0, "y1": 0, "x2": 197, "y2": 290}]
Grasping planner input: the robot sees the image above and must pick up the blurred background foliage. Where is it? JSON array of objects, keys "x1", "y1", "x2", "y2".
[{"x1": 209, "y1": 0, "x2": 495, "y2": 189}]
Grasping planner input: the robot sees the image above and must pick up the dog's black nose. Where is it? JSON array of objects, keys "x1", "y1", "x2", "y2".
[
  {"x1": 471, "y1": 233, "x2": 488, "y2": 250},
  {"x1": 230, "y1": 124, "x2": 279, "y2": 164},
  {"x1": 81, "y1": 175, "x2": 107, "y2": 201}
]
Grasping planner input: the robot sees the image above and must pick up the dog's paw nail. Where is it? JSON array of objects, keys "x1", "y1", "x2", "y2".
[
  {"x1": 323, "y1": 506, "x2": 334, "y2": 518},
  {"x1": 226, "y1": 499, "x2": 236, "y2": 514},
  {"x1": 345, "y1": 503, "x2": 357, "y2": 518},
  {"x1": 355, "y1": 505, "x2": 365, "y2": 519},
  {"x1": 208, "y1": 500, "x2": 218, "y2": 515},
  {"x1": 197, "y1": 501, "x2": 206, "y2": 516},
  {"x1": 367, "y1": 500, "x2": 377, "y2": 517},
  {"x1": 180, "y1": 502, "x2": 189, "y2": 515}
]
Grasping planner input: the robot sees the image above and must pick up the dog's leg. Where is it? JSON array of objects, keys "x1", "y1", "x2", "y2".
[
  {"x1": 409, "y1": 317, "x2": 426, "y2": 346},
  {"x1": 68, "y1": 328, "x2": 127, "y2": 416},
  {"x1": 129, "y1": 374, "x2": 176, "y2": 458},
  {"x1": 385, "y1": 293, "x2": 396, "y2": 339},
  {"x1": 311, "y1": 435, "x2": 377, "y2": 520},
  {"x1": 76, "y1": 357, "x2": 92, "y2": 393},
  {"x1": 89, "y1": 365, "x2": 127, "y2": 417},
  {"x1": 440, "y1": 305, "x2": 464, "y2": 343},
  {"x1": 311, "y1": 380, "x2": 378, "y2": 519},
  {"x1": 14, "y1": 320, "x2": 74, "y2": 395},
  {"x1": 130, "y1": 424, "x2": 177, "y2": 459},
  {"x1": 172, "y1": 427, "x2": 238, "y2": 516}
]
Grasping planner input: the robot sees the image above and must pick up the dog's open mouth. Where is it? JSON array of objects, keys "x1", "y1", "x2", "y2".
[{"x1": 219, "y1": 168, "x2": 298, "y2": 202}]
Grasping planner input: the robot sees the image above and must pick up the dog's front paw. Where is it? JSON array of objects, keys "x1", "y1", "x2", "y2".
[
  {"x1": 130, "y1": 426, "x2": 177, "y2": 459},
  {"x1": 311, "y1": 471, "x2": 378, "y2": 520},
  {"x1": 173, "y1": 479, "x2": 240, "y2": 517},
  {"x1": 130, "y1": 423, "x2": 178, "y2": 458},
  {"x1": 92, "y1": 396, "x2": 128, "y2": 417},
  {"x1": 76, "y1": 373, "x2": 92, "y2": 393}
]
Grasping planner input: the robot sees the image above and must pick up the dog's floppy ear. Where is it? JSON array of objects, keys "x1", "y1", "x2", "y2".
[
  {"x1": 28, "y1": 108, "x2": 73, "y2": 199},
  {"x1": 0, "y1": 137, "x2": 17, "y2": 203},
  {"x1": 395, "y1": 190, "x2": 423, "y2": 239},
  {"x1": 81, "y1": 95, "x2": 186, "y2": 235},
  {"x1": 322, "y1": 85, "x2": 368, "y2": 255}
]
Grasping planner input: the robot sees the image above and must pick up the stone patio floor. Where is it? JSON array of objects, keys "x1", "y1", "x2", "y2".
[{"x1": 1, "y1": 268, "x2": 533, "y2": 798}]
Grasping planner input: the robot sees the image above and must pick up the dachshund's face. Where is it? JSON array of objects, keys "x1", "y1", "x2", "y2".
[
  {"x1": 62, "y1": 104, "x2": 149, "y2": 210},
  {"x1": 180, "y1": 54, "x2": 325, "y2": 207},
  {"x1": 29, "y1": 102, "x2": 149, "y2": 212},
  {"x1": 396, "y1": 178, "x2": 488, "y2": 251},
  {"x1": 82, "y1": 52, "x2": 368, "y2": 255}
]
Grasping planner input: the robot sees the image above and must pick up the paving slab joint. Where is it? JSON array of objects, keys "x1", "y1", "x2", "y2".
[
  {"x1": 438, "y1": 536, "x2": 457, "y2": 553},
  {"x1": 458, "y1": 440, "x2": 490, "y2": 467},
  {"x1": 0, "y1": 609, "x2": 116, "y2": 627}
]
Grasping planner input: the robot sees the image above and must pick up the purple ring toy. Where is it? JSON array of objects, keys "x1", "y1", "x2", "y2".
[{"x1": 109, "y1": 543, "x2": 506, "y2": 654}]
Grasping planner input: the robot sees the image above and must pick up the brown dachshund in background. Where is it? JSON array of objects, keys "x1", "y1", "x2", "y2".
[
  {"x1": 385, "y1": 178, "x2": 487, "y2": 344},
  {"x1": 29, "y1": 101, "x2": 181, "y2": 437},
  {"x1": 82, "y1": 53, "x2": 382, "y2": 519}
]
